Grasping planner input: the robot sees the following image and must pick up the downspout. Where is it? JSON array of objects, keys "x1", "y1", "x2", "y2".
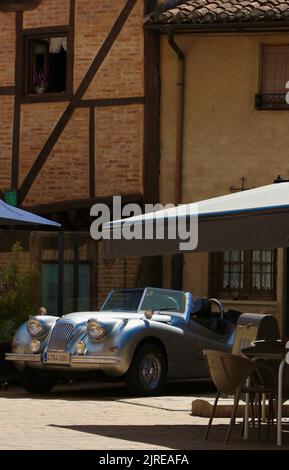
[
  {"x1": 167, "y1": 31, "x2": 185, "y2": 207},
  {"x1": 167, "y1": 31, "x2": 186, "y2": 290}
]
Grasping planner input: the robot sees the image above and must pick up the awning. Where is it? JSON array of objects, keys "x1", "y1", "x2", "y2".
[
  {"x1": 102, "y1": 183, "x2": 289, "y2": 259},
  {"x1": 0, "y1": 200, "x2": 61, "y2": 228}
]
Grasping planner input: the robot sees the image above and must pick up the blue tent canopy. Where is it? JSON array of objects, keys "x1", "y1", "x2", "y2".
[{"x1": 0, "y1": 200, "x2": 61, "y2": 227}]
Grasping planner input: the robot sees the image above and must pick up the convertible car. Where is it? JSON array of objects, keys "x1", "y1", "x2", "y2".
[{"x1": 6, "y1": 288, "x2": 241, "y2": 395}]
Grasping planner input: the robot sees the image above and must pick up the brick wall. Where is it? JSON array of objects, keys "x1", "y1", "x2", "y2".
[
  {"x1": 0, "y1": 96, "x2": 14, "y2": 191},
  {"x1": 82, "y1": 0, "x2": 144, "y2": 99},
  {"x1": 97, "y1": 252, "x2": 141, "y2": 307},
  {"x1": 23, "y1": 0, "x2": 69, "y2": 29},
  {"x1": 95, "y1": 104, "x2": 144, "y2": 196},
  {"x1": 0, "y1": 12, "x2": 15, "y2": 86},
  {"x1": 22, "y1": 107, "x2": 90, "y2": 205}
]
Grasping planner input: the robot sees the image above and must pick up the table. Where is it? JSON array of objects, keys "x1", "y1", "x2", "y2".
[{"x1": 243, "y1": 349, "x2": 287, "y2": 446}]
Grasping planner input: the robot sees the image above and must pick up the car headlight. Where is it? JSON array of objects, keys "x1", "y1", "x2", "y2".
[
  {"x1": 87, "y1": 319, "x2": 105, "y2": 341},
  {"x1": 29, "y1": 340, "x2": 41, "y2": 353},
  {"x1": 27, "y1": 318, "x2": 45, "y2": 338}
]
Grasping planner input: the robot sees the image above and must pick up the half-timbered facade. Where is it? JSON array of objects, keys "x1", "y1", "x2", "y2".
[{"x1": 0, "y1": 0, "x2": 161, "y2": 316}]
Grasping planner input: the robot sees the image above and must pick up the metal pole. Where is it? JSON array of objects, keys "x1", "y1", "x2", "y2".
[
  {"x1": 283, "y1": 247, "x2": 289, "y2": 337},
  {"x1": 277, "y1": 359, "x2": 285, "y2": 446},
  {"x1": 73, "y1": 232, "x2": 79, "y2": 312},
  {"x1": 57, "y1": 231, "x2": 64, "y2": 317}
]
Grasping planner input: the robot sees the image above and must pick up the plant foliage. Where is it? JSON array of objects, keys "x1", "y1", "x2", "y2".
[{"x1": 0, "y1": 243, "x2": 39, "y2": 341}]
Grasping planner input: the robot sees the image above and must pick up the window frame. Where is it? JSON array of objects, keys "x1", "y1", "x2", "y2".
[
  {"x1": 22, "y1": 26, "x2": 73, "y2": 103},
  {"x1": 209, "y1": 249, "x2": 277, "y2": 301},
  {"x1": 256, "y1": 43, "x2": 289, "y2": 111}
]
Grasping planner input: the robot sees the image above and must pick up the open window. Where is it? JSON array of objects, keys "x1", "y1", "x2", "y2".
[{"x1": 24, "y1": 33, "x2": 70, "y2": 98}]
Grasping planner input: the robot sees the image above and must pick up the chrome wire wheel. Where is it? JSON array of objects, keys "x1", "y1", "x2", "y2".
[{"x1": 138, "y1": 352, "x2": 162, "y2": 391}]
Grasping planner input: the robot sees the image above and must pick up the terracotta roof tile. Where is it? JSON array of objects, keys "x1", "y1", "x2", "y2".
[{"x1": 144, "y1": 0, "x2": 289, "y2": 25}]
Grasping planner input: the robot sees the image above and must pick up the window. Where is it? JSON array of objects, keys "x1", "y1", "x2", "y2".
[
  {"x1": 256, "y1": 44, "x2": 289, "y2": 109},
  {"x1": 24, "y1": 33, "x2": 69, "y2": 97},
  {"x1": 42, "y1": 262, "x2": 91, "y2": 316},
  {"x1": 209, "y1": 249, "x2": 277, "y2": 300}
]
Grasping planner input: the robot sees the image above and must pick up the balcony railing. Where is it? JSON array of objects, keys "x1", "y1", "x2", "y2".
[
  {"x1": 255, "y1": 93, "x2": 289, "y2": 110},
  {"x1": 0, "y1": 0, "x2": 41, "y2": 12}
]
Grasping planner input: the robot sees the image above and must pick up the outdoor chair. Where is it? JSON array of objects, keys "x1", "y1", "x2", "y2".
[{"x1": 203, "y1": 349, "x2": 276, "y2": 444}]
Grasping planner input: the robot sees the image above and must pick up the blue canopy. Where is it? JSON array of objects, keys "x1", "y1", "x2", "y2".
[{"x1": 0, "y1": 199, "x2": 61, "y2": 227}]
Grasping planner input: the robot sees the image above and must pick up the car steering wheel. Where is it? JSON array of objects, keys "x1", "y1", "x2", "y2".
[{"x1": 208, "y1": 298, "x2": 224, "y2": 319}]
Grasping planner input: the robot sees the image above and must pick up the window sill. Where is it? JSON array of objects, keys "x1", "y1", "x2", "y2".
[
  {"x1": 255, "y1": 94, "x2": 289, "y2": 110},
  {"x1": 256, "y1": 106, "x2": 289, "y2": 111},
  {"x1": 20, "y1": 93, "x2": 71, "y2": 104}
]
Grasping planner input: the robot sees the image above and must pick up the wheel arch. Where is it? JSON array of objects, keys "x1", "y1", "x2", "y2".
[{"x1": 132, "y1": 336, "x2": 168, "y2": 373}]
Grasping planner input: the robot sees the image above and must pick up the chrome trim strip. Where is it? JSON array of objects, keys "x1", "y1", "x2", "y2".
[
  {"x1": 5, "y1": 353, "x2": 121, "y2": 366},
  {"x1": 71, "y1": 356, "x2": 121, "y2": 365},
  {"x1": 6, "y1": 353, "x2": 41, "y2": 363}
]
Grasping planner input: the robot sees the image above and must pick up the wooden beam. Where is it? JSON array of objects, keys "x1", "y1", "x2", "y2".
[
  {"x1": 68, "y1": 0, "x2": 75, "y2": 96},
  {"x1": 23, "y1": 192, "x2": 144, "y2": 213},
  {"x1": 143, "y1": 2, "x2": 160, "y2": 204},
  {"x1": 11, "y1": 11, "x2": 23, "y2": 191},
  {"x1": 0, "y1": 0, "x2": 41, "y2": 13},
  {"x1": 89, "y1": 106, "x2": 95, "y2": 198},
  {"x1": 0, "y1": 86, "x2": 15, "y2": 95},
  {"x1": 22, "y1": 25, "x2": 70, "y2": 36},
  {"x1": 79, "y1": 96, "x2": 145, "y2": 108},
  {"x1": 19, "y1": 0, "x2": 138, "y2": 204}
]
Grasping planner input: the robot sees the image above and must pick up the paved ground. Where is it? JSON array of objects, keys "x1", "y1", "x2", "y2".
[{"x1": 0, "y1": 381, "x2": 289, "y2": 450}]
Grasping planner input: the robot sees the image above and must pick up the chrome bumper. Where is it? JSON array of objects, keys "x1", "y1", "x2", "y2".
[
  {"x1": 5, "y1": 353, "x2": 121, "y2": 366},
  {"x1": 6, "y1": 353, "x2": 42, "y2": 363}
]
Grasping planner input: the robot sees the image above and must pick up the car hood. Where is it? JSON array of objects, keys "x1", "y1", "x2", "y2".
[{"x1": 60, "y1": 311, "x2": 172, "y2": 325}]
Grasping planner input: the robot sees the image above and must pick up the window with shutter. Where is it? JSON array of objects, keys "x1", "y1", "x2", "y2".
[{"x1": 256, "y1": 45, "x2": 289, "y2": 109}]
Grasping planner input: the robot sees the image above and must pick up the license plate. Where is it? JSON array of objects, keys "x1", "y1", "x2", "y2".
[{"x1": 43, "y1": 352, "x2": 70, "y2": 365}]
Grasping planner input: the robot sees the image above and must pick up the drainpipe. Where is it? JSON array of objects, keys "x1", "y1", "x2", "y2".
[
  {"x1": 167, "y1": 31, "x2": 185, "y2": 207},
  {"x1": 167, "y1": 31, "x2": 186, "y2": 290}
]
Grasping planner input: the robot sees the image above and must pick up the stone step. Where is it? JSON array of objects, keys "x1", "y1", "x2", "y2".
[{"x1": 191, "y1": 398, "x2": 289, "y2": 418}]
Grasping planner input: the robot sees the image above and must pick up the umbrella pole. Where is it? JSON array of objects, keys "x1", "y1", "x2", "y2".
[
  {"x1": 57, "y1": 231, "x2": 64, "y2": 317},
  {"x1": 283, "y1": 247, "x2": 289, "y2": 337}
]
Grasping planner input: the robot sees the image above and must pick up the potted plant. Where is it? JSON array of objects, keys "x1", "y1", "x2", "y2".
[{"x1": 33, "y1": 64, "x2": 48, "y2": 94}]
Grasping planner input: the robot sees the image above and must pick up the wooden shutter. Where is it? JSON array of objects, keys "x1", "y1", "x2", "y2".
[{"x1": 261, "y1": 45, "x2": 289, "y2": 94}]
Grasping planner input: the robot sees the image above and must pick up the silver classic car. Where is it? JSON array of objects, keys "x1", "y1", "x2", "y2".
[{"x1": 6, "y1": 288, "x2": 240, "y2": 395}]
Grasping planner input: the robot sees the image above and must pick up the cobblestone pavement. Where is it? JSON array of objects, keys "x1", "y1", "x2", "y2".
[{"x1": 0, "y1": 381, "x2": 288, "y2": 450}]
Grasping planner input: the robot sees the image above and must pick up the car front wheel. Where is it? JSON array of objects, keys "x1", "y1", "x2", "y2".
[
  {"x1": 125, "y1": 343, "x2": 166, "y2": 396},
  {"x1": 20, "y1": 368, "x2": 56, "y2": 394}
]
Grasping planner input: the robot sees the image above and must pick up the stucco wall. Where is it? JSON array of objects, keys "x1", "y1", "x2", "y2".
[{"x1": 160, "y1": 32, "x2": 289, "y2": 329}]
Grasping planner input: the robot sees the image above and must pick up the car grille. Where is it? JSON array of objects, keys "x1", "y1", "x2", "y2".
[{"x1": 48, "y1": 321, "x2": 75, "y2": 351}]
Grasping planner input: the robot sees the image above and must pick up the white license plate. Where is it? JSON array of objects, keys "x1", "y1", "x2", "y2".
[{"x1": 44, "y1": 352, "x2": 70, "y2": 365}]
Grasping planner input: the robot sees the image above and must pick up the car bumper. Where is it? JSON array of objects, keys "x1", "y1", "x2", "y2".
[{"x1": 5, "y1": 353, "x2": 121, "y2": 366}]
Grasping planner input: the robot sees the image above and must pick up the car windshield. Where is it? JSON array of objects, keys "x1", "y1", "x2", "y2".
[
  {"x1": 101, "y1": 289, "x2": 145, "y2": 312},
  {"x1": 140, "y1": 288, "x2": 186, "y2": 314},
  {"x1": 101, "y1": 288, "x2": 187, "y2": 314}
]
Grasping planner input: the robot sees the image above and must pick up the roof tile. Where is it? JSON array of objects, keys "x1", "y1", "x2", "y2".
[{"x1": 144, "y1": 0, "x2": 289, "y2": 25}]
